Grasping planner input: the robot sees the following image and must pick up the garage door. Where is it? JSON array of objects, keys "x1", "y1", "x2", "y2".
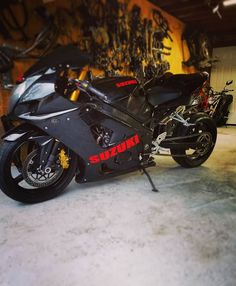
[{"x1": 211, "y1": 46, "x2": 236, "y2": 124}]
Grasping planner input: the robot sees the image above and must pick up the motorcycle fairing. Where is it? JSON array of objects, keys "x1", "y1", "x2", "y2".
[
  {"x1": 147, "y1": 86, "x2": 182, "y2": 107},
  {"x1": 88, "y1": 134, "x2": 140, "y2": 164},
  {"x1": 8, "y1": 70, "x2": 58, "y2": 116},
  {"x1": 88, "y1": 76, "x2": 153, "y2": 122},
  {"x1": 90, "y1": 76, "x2": 139, "y2": 103},
  {"x1": 17, "y1": 95, "x2": 152, "y2": 182},
  {"x1": 2, "y1": 122, "x2": 42, "y2": 141}
]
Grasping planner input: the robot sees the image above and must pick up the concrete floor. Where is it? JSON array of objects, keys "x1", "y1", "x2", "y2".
[{"x1": 0, "y1": 126, "x2": 236, "y2": 286}]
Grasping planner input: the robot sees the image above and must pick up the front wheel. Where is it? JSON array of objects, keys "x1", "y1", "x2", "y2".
[
  {"x1": 0, "y1": 135, "x2": 78, "y2": 203},
  {"x1": 171, "y1": 113, "x2": 217, "y2": 168}
]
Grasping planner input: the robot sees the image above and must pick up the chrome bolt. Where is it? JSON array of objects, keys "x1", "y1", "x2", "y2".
[
  {"x1": 45, "y1": 167, "x2": 51, "y2": 174},
  {"x1": 144, "y1": 144, "x2": 149, "y2": 150}
]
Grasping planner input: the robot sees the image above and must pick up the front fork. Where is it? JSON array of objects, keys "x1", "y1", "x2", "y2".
[
  {"x1": 45, "y1": 140, "x2": 61, "y2": 169},
  {"x1": 29, "y1": 136, "x2": 60, "y2": 170},
  {"x1": 69, "y1": 65, "x2": 89, "y2": 102}
]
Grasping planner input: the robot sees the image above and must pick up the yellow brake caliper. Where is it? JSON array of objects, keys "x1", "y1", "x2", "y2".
[{"x1": 59, "y1": 149, "x2": 70, "y2": 169}]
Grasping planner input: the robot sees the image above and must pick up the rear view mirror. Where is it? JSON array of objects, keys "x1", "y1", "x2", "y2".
[{"x1": 226, "y1": 80, "x2": 233, "y2": 85}]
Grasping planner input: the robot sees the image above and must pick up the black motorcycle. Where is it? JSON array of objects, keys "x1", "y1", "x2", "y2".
[
  {"x1": 207, "y1": 80, "x2": 234, "y2": 126},
  {"x1": 0, "y1": 45, "x2": 217, "y2": 203}
]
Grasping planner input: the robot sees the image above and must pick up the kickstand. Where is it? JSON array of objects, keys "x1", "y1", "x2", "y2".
[{"x1": 141, "y1": 167, "x2": 159, "y2": 192}]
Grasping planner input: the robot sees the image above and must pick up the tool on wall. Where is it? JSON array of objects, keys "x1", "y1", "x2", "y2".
[
  {"x1": 182, "y1": 27, "x2": 218, "y2": 70},
  {"x1": 153, "y1": 9, "x2": 173, "y2": 42},
  {"x1": 0, "y1": 5, "x2": 59, "y2": 87},
  {"x1": 0, "y1": 19, "x2": 13, "y2": 40},
  {"x1": 0, "y1": 0, "x2": 173, "y2": 83},
  {"x1": 33, "y1": 6, "x2": 59, "y2": 56},
  {"x1": 76, "y1": 0, "x2": 172, "y2": 79},
  {"x1": 0, "y1": 3, "x2": 57, "y2": 87},
  {"x1": 0, "y1": 48, "x2": 14, "y2": 74},
  {"x1": 0, "y1": 0, "x2": 29, "y2": 41}
]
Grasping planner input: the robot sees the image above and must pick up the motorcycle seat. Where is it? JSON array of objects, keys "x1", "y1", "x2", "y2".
[
  {"x1": 162, "y1": 72, "x2": 208, "y2": 95},
  {"x1": 146, "y1": 86, "x2": 182, "y2": 107}
]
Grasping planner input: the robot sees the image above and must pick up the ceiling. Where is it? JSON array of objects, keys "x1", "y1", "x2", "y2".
[{"x1": 149, "y1": 0, "x2": 236, "y2": 47}]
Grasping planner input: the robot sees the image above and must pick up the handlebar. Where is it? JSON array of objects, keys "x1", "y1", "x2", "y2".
[
  {"x1": 74, "y1": 79, "x2": 108, "y2": 102},
  {"x1": 210, "y1": 88, "x2": 234, "y2": 96}
]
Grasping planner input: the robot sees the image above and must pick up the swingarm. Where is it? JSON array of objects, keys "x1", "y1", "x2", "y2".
[{"x1": 159, "y1": 133, "x2": 204, "y2": 150}]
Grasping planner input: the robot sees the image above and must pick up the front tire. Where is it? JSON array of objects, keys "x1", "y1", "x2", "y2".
[
  {"x1": 171, "y1": 113, "x2": 217, "y2": 168},
  {"x1": 0, "y1": 136, "x2": 78, "y2": 203}
]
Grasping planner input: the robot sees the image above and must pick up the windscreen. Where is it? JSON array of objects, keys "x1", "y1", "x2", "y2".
[{"x1": 24, "y1": 45, "x2": 91, "y2": 77}]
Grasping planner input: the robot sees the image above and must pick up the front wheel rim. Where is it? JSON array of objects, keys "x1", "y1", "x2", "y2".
[{"x1": 8, "y1": 141, "x2": 68, "y2": 191}]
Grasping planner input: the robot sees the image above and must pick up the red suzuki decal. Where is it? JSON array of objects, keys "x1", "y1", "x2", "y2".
[
  {"x1": 89, "y1": 134, "x2": 140, "y2": 164},
  {"x1": 116, "y1": 79, "x2": 138, "y2": 88}
]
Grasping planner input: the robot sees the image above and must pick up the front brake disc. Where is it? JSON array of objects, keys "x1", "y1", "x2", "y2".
[{"x1": 22, "y1": 150, "x2": 64, "y2": 188}]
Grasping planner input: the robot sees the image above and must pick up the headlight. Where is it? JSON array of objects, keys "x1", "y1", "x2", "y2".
[
  {"x1": 8, "y1": 74, "x2": 41, "y2": 113},
  {"x1": 20, "y1": 82, "x2": 55, "y2": 103},
  {"x1": 8, "y1": 81, "x2": 27, "y2": 113},
  {"x1": 11, "y1": 81, "x2": 27, "y2": 100}
]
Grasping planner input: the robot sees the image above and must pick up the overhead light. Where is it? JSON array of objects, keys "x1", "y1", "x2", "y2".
[
  {"x1": 212, "y1": 4, "x2": 219, "y2": 13},
  {"x1": 212, "y1": 4, "x2": 222, "y2": 18},
  {"x1": 223, "y1": 0, "x2": 236, "y2": 6}
]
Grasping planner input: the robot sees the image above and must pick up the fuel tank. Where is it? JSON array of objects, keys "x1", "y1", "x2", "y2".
[{"x1": 90, "y1": 76, "x2": 139, "y2": 103}]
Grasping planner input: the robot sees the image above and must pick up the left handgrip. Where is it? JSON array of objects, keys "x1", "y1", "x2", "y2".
[{"x1": 75, "y1": 80, "x2": 108, "y2": 102}]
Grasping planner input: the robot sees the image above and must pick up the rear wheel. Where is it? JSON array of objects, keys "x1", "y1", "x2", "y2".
[
  {"x1": 0, "y1": 135, "x2": 78, "y2": 203},
  {"x1": 171, "y1": 113, "x2": 217, "y2": 168}
]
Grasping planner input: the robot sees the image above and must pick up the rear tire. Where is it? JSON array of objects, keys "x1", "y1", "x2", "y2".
[
  {"x1": 0, "y1": 136, "x2": 78, "y2": 203},
  {"x1": 171, "y1": 113, "x2": 217, "y2": 168}
]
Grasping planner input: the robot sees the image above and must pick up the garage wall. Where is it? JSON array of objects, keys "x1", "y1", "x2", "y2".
[
  {"x1": 210, "y1": 46, "x2": 236, "y2": 124},
  {"x1": 128, "y1": 0, "x2": 195, "y2": 74},
  {"x1": 0, "y1": 0, "x2": 194, "y2": 117}
]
